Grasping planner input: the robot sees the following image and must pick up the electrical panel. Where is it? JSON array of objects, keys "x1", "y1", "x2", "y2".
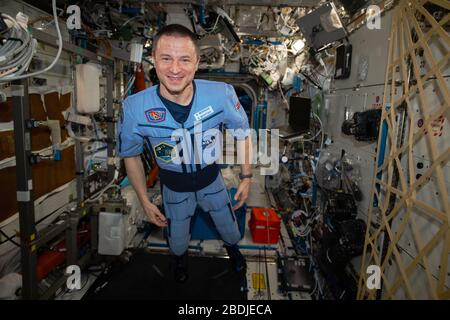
[{"x1": 296, "y1": 2, "x2": 348, "y2": 50}]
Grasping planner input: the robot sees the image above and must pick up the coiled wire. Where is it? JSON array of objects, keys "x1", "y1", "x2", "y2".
[
  {"x1": 0, "y1": 0, "x2": 62, "y2": 81},
  {"x1": 0, "y1": 13, "x2": 37, "y2": 77}
]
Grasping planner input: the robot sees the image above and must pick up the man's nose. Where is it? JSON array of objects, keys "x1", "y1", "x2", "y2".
[{"x1": 169, "y1": 60, "x2": 180, "y2": 73}]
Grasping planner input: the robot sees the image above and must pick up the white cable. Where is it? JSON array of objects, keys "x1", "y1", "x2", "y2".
[
  {"x1": 212, "y1": 15, "x2": 221, "y2": 32},
  {"x1": 319, "y1": 57, "x2": 329, "y2": 77},
  {"x1": 310, "y1": 278, "x2": 318, "y2": 296},
  {"x1": 301, "y1": 113, "x2": 323, "y2": 142},
  {"x1": 315, "y1": 113, "x2": 325, "y2": 158},
  {"x1": 66, "y1": 125, "x2": 90, "y2": 143},
  {"x1": 207, "y1": 14, "x2": 221, "y2": 34},
  {"x1": 298, "y1": 228, "x2": 311, "y2": 237},
  {"x1": 0, "y1": 14, "x2": 36, "y2": 77},
  {"x1": 297, "y1": 114, "x2": 324, "y2": 152},
  {"x1": 120, "y1": 15, "x2": 143, "y2": 30},
  {"x1": 121, "y1": 75, "x2": 135, "y2": 100},
  {"x1": 85, "y1": 184, "x2": 120, "y2": 203},
  {"x1": 214, "y1": 7, "x2": 234, "y2": 25},
  {"x1": 0, "y1": 0, "x2": 63, "y2": 81},
  {"x1": 302, "y1": 197, "x2": 309, "y2": 215},
  {"x1": 278, "y1": 81, "x2": 289, "y2": 109}
]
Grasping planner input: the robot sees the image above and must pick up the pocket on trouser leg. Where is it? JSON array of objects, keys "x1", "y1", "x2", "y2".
[
  {"x1": 197, "y1": 188, "x2": 231, "y2": 212},
  {"x1": 197, "y1": 175, "x2": 230, "y2": 212},
  {"x1": 163, "y1": 185, "x2": 196, "y2": 221},
  {"x1": 197, "y1": 174, "x2": 231, "y2": 212}
]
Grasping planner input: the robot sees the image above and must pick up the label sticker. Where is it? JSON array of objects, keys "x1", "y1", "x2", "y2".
[
  {"x1": 252, "y1": 273, "x2": 266, "y2": 290},
  {"x1": 194, "y1": 106, "x2": 214, "y2": 121}
]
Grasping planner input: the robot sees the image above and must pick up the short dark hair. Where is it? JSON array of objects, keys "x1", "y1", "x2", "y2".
[{"x1": 152, "y1": 24, "x2": 199, "y2": 57}]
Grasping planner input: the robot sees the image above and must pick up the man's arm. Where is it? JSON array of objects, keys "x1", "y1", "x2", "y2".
[
  {"x1": 124, "y1": 156, "x2": 167, "y2": 227},
  {"x1": 233, "y1": 136, "x2": 252, "y2": 210}
]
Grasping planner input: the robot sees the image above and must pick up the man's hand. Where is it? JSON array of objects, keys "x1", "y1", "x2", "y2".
[
  {"x1": 143, "y1": 201, "x2": 167, "y2": 227},
  {"x1": 233, "y1": 178, "x2": 251, "y2": 210}
]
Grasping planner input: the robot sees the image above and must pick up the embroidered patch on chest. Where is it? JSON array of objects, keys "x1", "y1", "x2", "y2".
[
  {"x1": 194, "y1": 106, "x2": 214, "y2": 121},
  {"x1": 145, "y1": 108, "x2": 166, "y2": 123},
  {"x1": 154, "y1": 142, "x2": 175, "y2": 163}
]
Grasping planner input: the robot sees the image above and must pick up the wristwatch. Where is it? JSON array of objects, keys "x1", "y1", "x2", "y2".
[{"x1": 239, "y1": 173, "x2": 253, "y2": 180}]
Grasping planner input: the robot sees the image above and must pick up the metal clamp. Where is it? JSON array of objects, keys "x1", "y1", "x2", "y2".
[
  {"x1": 29, "y1": 154, "x2": 41, "y2": 165},
  {"x1": 17, "y1": 191, "x2": 31, "y2": 202}
]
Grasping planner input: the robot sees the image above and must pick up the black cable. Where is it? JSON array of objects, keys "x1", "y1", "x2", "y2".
[
  {"x1": 300, "y1": 72, "x2": 323, "y2": 91},
  {"x1": 1, "y1": 37, "x2": 23, "y2": 46},
  {"x1": 0, "y1": 24, "x2": 10, "y2": 35},
  {"x1": 263, "y1": 246, "x2": 271, "y2": 300},
  {"x1": 143, "y1": 58, "x2": 154, "y2": 66},
  {"x1": 0, "y1": 209, "x2": 70, "y2": 246},
  {"x1": 257, "y1": 248, "x2": 261, "y2": 296},
  {"x1": 0, "y1": 228, "x2": 20, "y2": 247}
]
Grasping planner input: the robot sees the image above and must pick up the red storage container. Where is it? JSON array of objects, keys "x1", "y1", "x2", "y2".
[{"x1": 249, "y1": 208, "x2": 281, "y2": 244}]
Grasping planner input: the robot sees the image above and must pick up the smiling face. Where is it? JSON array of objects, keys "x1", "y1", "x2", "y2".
[{"x1": 154, "y1": 34, "x2": 199, "y2": 103}]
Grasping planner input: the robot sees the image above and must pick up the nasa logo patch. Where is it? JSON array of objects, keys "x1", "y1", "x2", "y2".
[
  {"x1": 145, "y1": 108, "x2": 166, "y2": 123},
  {"x1": 202, "y1": 134, "x2": 217, "y2": 150}
]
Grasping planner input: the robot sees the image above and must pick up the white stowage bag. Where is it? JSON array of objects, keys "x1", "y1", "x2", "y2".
[
  {"x1": 98, "y1": 211, "x2": 126, "y2": 256},
  {"x1": 0, "y1": 273, "x2": 22, "y2": 300},
  {"x1": 76, "y1": 63, "x2": 101, "y2": 114}
]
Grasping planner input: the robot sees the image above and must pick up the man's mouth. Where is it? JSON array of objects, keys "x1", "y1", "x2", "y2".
[{"x1": 168, "y1": 76, "x2": 183, "y2": 81}]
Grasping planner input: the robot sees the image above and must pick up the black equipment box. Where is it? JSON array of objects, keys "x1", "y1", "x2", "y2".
[
  {"x1": 325, "y1": 191, "x2": 357, "y2": 221},
  {"x1": 278, "y1": 256, "x2": 315, "y2": 292}
]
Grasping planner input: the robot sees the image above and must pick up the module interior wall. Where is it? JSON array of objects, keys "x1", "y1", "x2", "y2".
[
  {"x1": 325, "y1": 7, "x2": 450, "y2": 298},
  {"x1": 324, "y1": 10, "x2": 393, "y2": 285},
  {"x1": 324, "y1": 10, "x2": 394, "y2": 224}
]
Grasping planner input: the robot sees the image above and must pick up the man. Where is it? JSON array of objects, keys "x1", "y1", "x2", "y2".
[{"x1": 118, "y1": 24, "x2": 253, "y2": 283}]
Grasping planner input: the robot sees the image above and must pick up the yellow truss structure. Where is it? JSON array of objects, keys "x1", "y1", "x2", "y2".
[{"x1": 357, "y1": 0, "x2": 450, "y2": 300}]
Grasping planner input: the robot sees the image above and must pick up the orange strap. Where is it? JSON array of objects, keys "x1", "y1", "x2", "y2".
[{"x1": 134, "y1": 64, "x2": 146, "y2": 93}]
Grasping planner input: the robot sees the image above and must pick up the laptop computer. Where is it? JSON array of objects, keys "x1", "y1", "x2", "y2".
[{"x1": 277, "y1": 96, "x2": 312, "y2": 139}]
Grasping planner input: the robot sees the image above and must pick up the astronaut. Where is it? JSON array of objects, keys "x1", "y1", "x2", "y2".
[{"x1": 118, "y1": 24, "x2": 253, "y2": 283}]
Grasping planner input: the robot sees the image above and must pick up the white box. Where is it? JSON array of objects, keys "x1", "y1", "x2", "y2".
[
  {"x1": 76, "y1": 63, "x2": 101, "y2": 114},
  {"x1": 130, "y1": 43, "x2": 143, "y2": 63}
]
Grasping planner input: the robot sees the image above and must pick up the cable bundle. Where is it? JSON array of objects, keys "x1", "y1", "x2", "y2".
[
  {"x1": 0, "y1": 13, "x2": 37, "y2": 78},
  {"x1": 0, "y1": 0, "x2": 62, "y2": 82}
]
